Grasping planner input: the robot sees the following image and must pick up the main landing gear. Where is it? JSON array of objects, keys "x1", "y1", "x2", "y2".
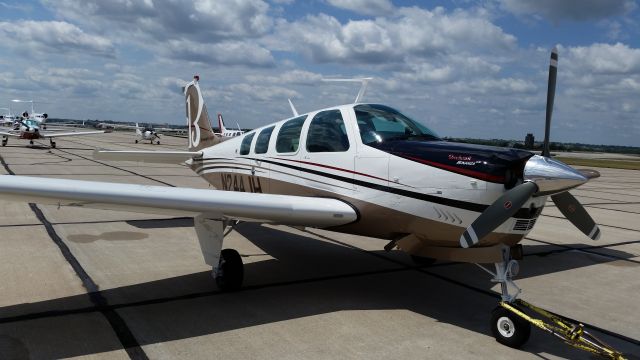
[
  {"x1": 49, "y1": 139, "x2": 56, "y2": 148},
  {"x1": 1, "y1": 136, "x2": 7, "y2": 147},
  {"x1": 194, "y1": 215, "x2": 244, "y2": 291}
]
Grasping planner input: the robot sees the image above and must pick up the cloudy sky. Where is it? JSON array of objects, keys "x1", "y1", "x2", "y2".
[{"x1": 1, "y1": 0, "x2": 639, "y2": 146}]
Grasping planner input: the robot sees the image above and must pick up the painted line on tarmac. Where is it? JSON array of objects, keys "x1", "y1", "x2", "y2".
[{"x1": 0, "y1": 154, "x2": 149, "y2": 360}]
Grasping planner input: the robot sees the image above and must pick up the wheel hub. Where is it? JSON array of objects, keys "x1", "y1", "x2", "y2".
[{"x1": 497, "y1": 316, "x2": 515, "y2": 338}]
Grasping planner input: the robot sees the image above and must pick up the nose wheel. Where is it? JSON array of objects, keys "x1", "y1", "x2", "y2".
[
  {"x1": 50, "y1": 139, "x2": 56, "y2": 148},
  {"x1": 491, "y1": 306, "x2": 531, "y2": 348},
  {"x1": 2, "y1": 136, "x2": 7, "y2": 146}
]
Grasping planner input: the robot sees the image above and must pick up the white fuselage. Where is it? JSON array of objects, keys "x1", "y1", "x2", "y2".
[{"x1": 191, "y1": 103, "x2": 546, "y2": 246}]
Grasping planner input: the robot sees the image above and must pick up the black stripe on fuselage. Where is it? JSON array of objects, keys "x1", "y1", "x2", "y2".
[{"x1": 215, "y1": 157, "x2": 540, "y2": 219}]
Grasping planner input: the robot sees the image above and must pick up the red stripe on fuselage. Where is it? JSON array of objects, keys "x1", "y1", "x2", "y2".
[{"x1": 402, "y1": 155, "x2": 505, "y2": 183}]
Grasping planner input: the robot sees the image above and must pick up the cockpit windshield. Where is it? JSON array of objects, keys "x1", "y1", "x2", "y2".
[
  {"x1": 354, "y1": 104, "x2": 440, "y2": 146},
  {"x1": 23, "y1": 119, "x2": 38, "y2": 127}
]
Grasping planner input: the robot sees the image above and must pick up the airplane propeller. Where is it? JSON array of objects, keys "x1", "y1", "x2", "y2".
[{"x1": 460, "y1": 47, "x2": 601, "y2": 248}]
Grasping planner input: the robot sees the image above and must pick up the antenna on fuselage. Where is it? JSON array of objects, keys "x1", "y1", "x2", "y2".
[
  {"x1": 287, "y1": 98, "x2": 299, "y2": 117},
  {"x1": 321, "y1": 77, "x2": 373, "y2": 103}
]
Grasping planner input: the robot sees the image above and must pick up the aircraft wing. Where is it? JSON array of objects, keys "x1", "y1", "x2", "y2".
[
  {"x1": 0, "y1": 175, "x2": 357, "y2": 227},
  {"x1": 93, "y1": 150, "x2": 202, "y2": 164},
  {"x1": 43, "y1": 130, "x2": 105, "y2": 138},
  {"x1": 0, "y1": 131, "x2": 21, "y2": 138}
]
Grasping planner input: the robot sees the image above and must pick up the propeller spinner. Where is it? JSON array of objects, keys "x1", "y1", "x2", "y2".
[{"x1": 460, "y1": 47, "x2": 601, "y2": 248}]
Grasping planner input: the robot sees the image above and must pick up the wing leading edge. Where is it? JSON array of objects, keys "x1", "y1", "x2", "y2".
[{"x1": 0, "y1": 175, "x2": 357, "y2": 227}]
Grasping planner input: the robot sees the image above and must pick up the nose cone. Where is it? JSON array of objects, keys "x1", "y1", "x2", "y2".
[{"x1": 524, "y1": 155, "x2": 587, "y2": 194}]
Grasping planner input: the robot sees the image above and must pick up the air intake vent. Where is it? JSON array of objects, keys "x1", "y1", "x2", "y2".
[{"x1": 513, "y1": 218, "x2": 537, "y2": 232}]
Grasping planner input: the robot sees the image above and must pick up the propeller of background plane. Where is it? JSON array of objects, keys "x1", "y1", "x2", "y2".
[{"x1": 460, "y1": 47, "x2": 601, "y2": 249}]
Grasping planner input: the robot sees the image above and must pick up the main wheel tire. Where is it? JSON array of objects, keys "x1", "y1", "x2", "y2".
[
  {"x1": 490, "y1": 306, "x2": 531, "y2": 348},
  {"x1": 1, "y1": 141, "x2": 6, "y2": 147},
  {"x1": 215, "y1": 249, "x2": 244, "y2": 291},
  {"x1": 135, "y1": 140, "x2": 139, "y2": 144},
  {"x1": 410, "y1": 255, "x2": 437, "y2": 266},
  {"x1": 156, "y1": 141, "x2": 160, "y2": 145},
  {"x1": 51, "y1": 142, "x2": 56, "y2": 148}
]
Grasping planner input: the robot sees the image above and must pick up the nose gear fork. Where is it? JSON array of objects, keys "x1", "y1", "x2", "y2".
[{"x1": 475, "y1": 245, "x2": 521, "y2": 303}]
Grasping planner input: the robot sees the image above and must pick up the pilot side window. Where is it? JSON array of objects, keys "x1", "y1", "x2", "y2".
[
  {"x1": 239, "y1": 132, "x2": 255, "y2": 155},
  {"x1": 354, "y1": 104, "x2": 440, "y2": 145},
  {"x1": 276, "y1": 115, "x2": 307, "y2": 153},
  {"x1": 306, "y1": 110, "x2": 350, "y2": 152},
  {"x1": 255, "y1": 126, "x2": 275, "y2": 154}
]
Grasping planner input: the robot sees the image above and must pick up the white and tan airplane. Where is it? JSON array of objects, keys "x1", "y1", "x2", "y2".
[
  {"x1": 0, "y1": 118, "x2": 104, "y2": 147},
  {"x1": 0, "y1": 49, "x2": 605, "y2": 351}
]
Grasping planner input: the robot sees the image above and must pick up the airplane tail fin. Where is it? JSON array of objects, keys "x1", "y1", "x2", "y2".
[
  {"x1": 135, "y1": 123, "x2": 141, "y2": 136},
  {"x1": 217, "y1": 113, "x2": 227, "y2": 134},
  {"x1": 183, "y1": 76, "x2": 219, "y2": 151}
]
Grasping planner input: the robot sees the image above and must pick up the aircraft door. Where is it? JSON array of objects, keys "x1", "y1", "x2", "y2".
[{"x1": 300, "y1": 109, "x2": 356, "y2": 194}]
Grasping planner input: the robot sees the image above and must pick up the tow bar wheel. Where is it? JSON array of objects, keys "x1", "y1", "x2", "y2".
[{"x1": 491, "y1": 306, "x2": 531, "y2": 348}]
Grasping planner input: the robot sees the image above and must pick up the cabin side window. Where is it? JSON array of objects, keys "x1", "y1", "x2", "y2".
[
  {"x1": 276, "y1": 115, "x2": 307, "y2": 153},
  {"x1": 306, "y1": 110, "x2": 350, "y2": 152},
  {"x1": 255, "y1": 126, "x2": 275, "y2": 154},
  {"x1": 239, "y1": 132, "x2": 255, "y2": 155}
]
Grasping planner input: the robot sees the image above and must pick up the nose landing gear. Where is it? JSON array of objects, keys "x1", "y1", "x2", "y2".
[{"x1": 476, "y1": 246, "x2": 626, "y2": 358}]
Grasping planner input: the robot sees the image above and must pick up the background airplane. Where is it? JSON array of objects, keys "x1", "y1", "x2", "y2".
[
  {"x1": 11, "y1": 99, "x2": 49, "y2": 129},
  {"x1": 0, "y1": 107, "x2": 17, "y2": 127},
  {"x1": 216, "y1": 113, "x2": 244, "y2": 138},
  {"x1": 0, "y1": 49, "x2": 610, "y2": 354},
  {"x1": 0, "y1": 118, "x2": 104, "y2": 147},
  {"x1": 135, "y1": 122, "x2": 161, "y2": 144}
]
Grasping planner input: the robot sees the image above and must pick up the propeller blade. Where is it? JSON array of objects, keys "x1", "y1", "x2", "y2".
[
  {"x1": 551, "y1": 191, "x2": 601, "y2": 240},
  {"x1": 542, "y1": 46, "x2": 558, "y2": 157},
  {"x1": 460, "y1": 182, "x2": 538, "y2": 248}
]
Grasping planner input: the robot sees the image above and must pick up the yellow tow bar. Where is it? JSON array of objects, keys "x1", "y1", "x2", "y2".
[{"x1": 500, "y1": 299, "x2": 626, "y2": 359}]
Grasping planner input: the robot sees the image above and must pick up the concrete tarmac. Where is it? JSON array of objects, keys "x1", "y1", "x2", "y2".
[{"x1": 0, "y1": 131, "x2": 638, "y2": 359}]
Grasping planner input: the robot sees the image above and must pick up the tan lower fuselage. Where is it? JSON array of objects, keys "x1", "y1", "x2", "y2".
[{"x1": 193, "y1": 164, "x2": 529, "y2": 254}]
